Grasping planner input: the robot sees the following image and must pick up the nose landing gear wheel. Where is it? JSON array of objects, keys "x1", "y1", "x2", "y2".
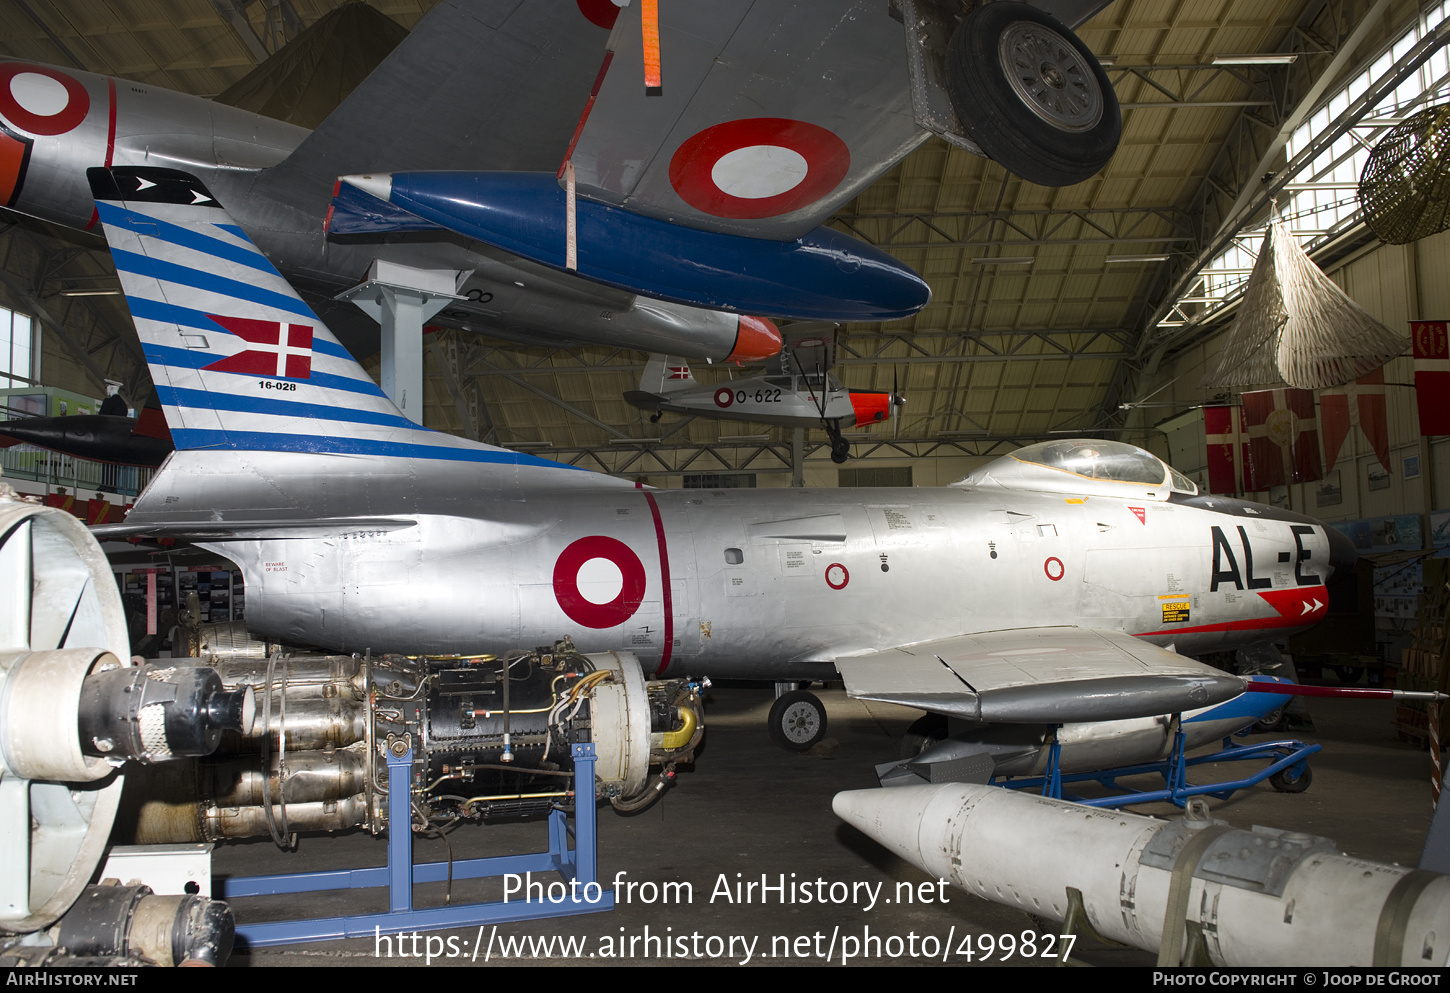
[{"x1": 769, "y1": 690, "x2": 827, "y2": 751}]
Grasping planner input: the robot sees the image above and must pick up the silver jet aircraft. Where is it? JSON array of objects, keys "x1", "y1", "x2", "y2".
[{"x1": 91, "y1": 166, "x2": 1352, "y2": 759}]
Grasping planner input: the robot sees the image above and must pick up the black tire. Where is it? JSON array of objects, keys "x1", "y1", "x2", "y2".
[
  {"x1": 1269, "y1": 764, "x2": 1312, "y2": 793},
  {"x1": 944, "y1": 2, "x2": 1120, "y2": 187},
  {"x1": 900, "y1": 713, "x2": 949, "y2": 759},
  {"x1": 1253, "y1": 707, "x2": 1287, "y2": 734},
  {"x1": 769, "y1": 690, "x2": 828, "y2": 751},
  {"x1": 1333, "y1": 665, "x2": 1366, "y2": 685}
]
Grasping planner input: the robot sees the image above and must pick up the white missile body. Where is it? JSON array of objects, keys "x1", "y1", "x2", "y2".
[{"x1": 833, "y1": 783, "x2": 1450, "y2": 967}]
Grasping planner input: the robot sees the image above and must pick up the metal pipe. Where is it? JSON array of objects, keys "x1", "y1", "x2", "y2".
[
  {"x1": 203, "y1": 796, "x2": 369, "y2": 840},
  {"x1": 200, "y1": 746, "x2": 369, "y2": 808}
]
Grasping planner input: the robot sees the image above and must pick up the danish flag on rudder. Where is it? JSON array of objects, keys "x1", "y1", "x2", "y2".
[
  {"x1": 86, "y1": 164, "x2": 573, "y2": 471},
  {"x1": 202, "y1": 316, "x2": 313, "y2": 379}
]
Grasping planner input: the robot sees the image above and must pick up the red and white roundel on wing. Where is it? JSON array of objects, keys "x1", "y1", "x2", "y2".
[
  {"x1": 553, "y1": 536, "x2": 647, "y2": 629},
  {"x1": 713, "y1": 387, "x2": 735, "y2": 409},
  {"x1": 0, "y1": 64, "x2": 88, "y2": 135},
  {"x1": 576, "y1": 0, "x2": 624, "y2": 29},
  {"x1": 669, "y1": 118, "x2": 850, "y2": 220}
]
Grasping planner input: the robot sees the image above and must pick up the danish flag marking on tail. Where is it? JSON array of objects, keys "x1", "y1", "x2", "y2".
[
  {"x1": 668, "y1": 365, "x2": 691, "y2": 379},
  {"x1": 202, "y1": 315, "x2": 313, "y2": 379}
]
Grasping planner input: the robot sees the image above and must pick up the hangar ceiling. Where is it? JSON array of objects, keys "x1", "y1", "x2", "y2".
[{"x1": 0, "y1": 0, "x2": 1440, "y2": 477}]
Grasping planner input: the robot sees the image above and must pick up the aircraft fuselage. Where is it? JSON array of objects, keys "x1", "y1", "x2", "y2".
[{"x1": 147, "y1": 451, "x2": 1343, "y2": 679}]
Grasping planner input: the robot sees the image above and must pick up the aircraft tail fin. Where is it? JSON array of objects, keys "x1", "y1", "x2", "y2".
[
  {"x1": 641, "y1": 354, "x2": 697, "y2": 395},
  {"x1": 87, "y1": 166, "x2": 566, "y2": 471}
]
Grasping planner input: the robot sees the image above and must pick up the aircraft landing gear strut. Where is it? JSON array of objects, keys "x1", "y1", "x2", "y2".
[{"x1": 825, "y1": 421, "x2": 851, "y2": 464}]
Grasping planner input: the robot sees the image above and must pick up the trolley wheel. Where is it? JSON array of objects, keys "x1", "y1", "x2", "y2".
[
  {"x1": 900, "y1": 713, "x2": 949, "y2": 759},
  {"x1": 1269, "y1": 764, "x2": 1312, "y2": 793},
  {"x1": 769, "y1": 690, "x2": 827, "y2": 751}
]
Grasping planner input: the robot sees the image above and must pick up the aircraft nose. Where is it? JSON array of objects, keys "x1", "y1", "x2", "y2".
[
  {"x1": 1325, "y1": 523, "x2": 1356, "y2": 581},
  {"x1": 728, "y1": 315, "x2": 782, "y2": 363}
]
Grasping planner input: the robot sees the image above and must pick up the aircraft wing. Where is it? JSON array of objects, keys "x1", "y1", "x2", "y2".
[
  {"x1": 835, "y1": 627, "x2": 1245, "y2": 725},
  {"x1": 253, "y1": 0, "x2": 613, "y2": 214},
  {"x1": 566, "y1": 1, "x2": 929, "y2": 241},
  {"x1": 782, "y1": 325, "x2": 838, "y2": 377}
]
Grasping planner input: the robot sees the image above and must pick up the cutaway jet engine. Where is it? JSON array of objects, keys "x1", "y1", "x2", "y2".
[{"x1": 121, "y1": 636, "x2": 705, "y2": 845}]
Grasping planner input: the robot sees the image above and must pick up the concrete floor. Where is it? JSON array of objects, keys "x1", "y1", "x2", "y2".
[{"x1": 212, "y1": 683, "x2": 1439, "y2": 967}]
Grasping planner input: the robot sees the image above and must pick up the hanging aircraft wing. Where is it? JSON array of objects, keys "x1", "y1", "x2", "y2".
[
  {"x1": 781, "y1": 324, "x2": 838, "y2": 378},
  {"x1": 566, "y1": 1, "x2": 930, "y2": 241},
  {"x1": 252, "y1": 0, "x2": 614, "y2": 214},
  {"x1": 835, "y1": 627, "x2": 1245, "y2": 725}
]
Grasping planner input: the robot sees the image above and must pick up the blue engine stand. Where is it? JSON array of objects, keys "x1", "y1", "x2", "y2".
[
  {"x1": 992, "y1": 718, "x2": 1321, "y2": 810},
  {"x1": 221, "y1": 741, "x2": 614, "y2": 947}
]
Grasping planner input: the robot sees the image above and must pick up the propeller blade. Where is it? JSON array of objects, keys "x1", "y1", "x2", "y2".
[{"x1": 892, "y1": 366, "x2": 900, "y2": 438}]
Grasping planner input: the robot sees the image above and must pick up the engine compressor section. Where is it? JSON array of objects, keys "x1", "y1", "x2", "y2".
[{"x1": 124, "y1": 639, "x2": 706, "y2": 845}]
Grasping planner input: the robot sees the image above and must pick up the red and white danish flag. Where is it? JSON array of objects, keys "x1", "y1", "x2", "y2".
[
  {"x1": 1320, "y1": 367, "x2": 1389, "y2": 472},
  {"x1": 1412, "y1": 321, "x2": 1450, "y2": 435},
  {"x1": 1203, "y1": 404, "x2": 1245, "y2": 495},
  {"x1": 1241, "y1": 388, "x2": 1323, "y2": 491},
  {"x1": 202, "y1": 315, "x2": 313, "y2": 379},
  {"x1": 668, "y1": 364, "x2": 691, "y2": 380}
]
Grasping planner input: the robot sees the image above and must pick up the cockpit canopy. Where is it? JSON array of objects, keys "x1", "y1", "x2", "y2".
[{"x1": 952, "y1": 440, "x2": 1198, "y2": 501}]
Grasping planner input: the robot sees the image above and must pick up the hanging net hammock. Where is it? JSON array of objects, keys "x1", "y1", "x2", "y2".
[
  {"x1": 1359, "y1": 103, "x2": 1450, "y2": 246},
  {"x1": 1200, "y1": 216, "x2": 1405, "y2": 390}
]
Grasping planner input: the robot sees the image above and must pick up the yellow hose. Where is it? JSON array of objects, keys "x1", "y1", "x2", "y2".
[{"x1": 659, "y1": 705, "x2": 698, "y2": 750}]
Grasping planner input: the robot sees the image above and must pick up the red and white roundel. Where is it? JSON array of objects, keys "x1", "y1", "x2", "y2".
[
  {"x1": 669, "y1": 118, "x2": 851, "y2": 220},
  {"x1": 825, "y1": 562, "x2": 849, "y2": 590},
  {"x1": 553, "y1": 536, "x2": 647, "y2": 629},
  {"x1": 1044, "y1": 557, "x2": 1065, "y2": 582},
  {"x1": 576, "y1": 0, "x2": 623, "y2": 29},
  {"x1": 0, "y1": 64, "x2": 88, "y2": 136},
  {"x1": 713, "y1": 387, "x2": 735, "y2": 409}
]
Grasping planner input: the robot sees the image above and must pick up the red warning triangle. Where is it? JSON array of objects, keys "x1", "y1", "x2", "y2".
[{"x1": 1129, "y1": 507, "x2": 1146, "y2": 524}]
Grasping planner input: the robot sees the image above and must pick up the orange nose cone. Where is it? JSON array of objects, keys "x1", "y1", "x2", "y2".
[
  {"x1": 727, "y1": 316, "x2": 782, "y2": 363},
  {"x1": 848, "y1": 392, "x2": 891, "y2": 426}
]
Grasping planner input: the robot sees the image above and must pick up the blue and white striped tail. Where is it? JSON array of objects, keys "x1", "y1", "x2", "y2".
[{"x1": 87, "y1": 166, "x2": 568, "y2": 471}]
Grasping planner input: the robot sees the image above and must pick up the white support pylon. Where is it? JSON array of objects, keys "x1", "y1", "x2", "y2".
[{"x1": 337, "y1": 260, "x2": 468, "y2": 424}]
